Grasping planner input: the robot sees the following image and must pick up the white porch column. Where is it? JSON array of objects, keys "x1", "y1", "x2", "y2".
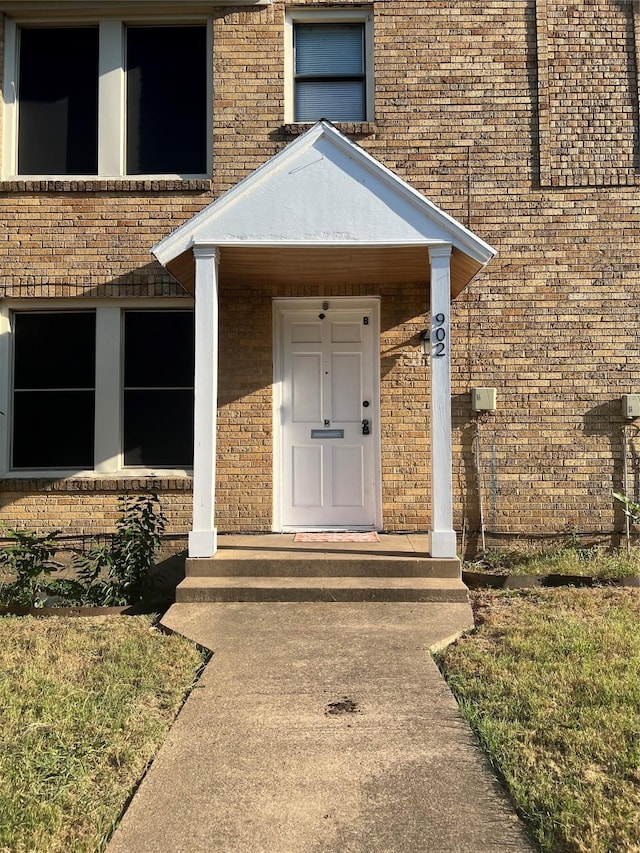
[
  {"x1": 189, "y1": 246, "x2": 220, "y2": 558},
  {"x1": 428, "y1": 244, "x2": 457, "y2": 558}
]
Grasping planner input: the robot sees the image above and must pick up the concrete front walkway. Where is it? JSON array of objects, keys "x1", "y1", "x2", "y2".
[{"x1": 107, "y1": 602, "x2": 535, "y2": 853}]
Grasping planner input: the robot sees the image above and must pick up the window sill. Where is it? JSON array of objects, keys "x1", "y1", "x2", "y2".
[
  {"x1": 0, "y1": 473, "x2": 193, "y2": 492},
  {"x1": 0, "y1": 179, "x2": 212, "y2": 193},
  {"x1": 281, "y1": 122, "x2": 377, "y2": 137}
]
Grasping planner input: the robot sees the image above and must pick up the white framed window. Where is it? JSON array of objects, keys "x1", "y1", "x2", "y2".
[
  {"x1": 0, "y1": 301, "x2": 195, "y2": 476},
  {"x1": 284, "y1": 8, "x2": 374, "y2": 124},
  {"x1": 2, "y1": 19, "x2": 211, "y2": 179}
]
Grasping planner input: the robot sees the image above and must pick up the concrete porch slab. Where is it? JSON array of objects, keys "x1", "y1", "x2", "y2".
[
  {"x1": 196, "y1": 532, "x2": 436, "y2": 558},
  {"x1": 185, "y1": 533, "x2": 461, "y2": 579}
]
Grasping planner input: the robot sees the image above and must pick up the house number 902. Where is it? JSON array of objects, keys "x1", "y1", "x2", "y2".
[{"x1": 433, "y1": 312, "x2": 447, "y2": 357}]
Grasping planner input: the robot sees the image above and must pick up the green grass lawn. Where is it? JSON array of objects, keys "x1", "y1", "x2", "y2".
[
  {"x1": 4, "y1": 587, "x2": 638, "y2": 853},
  {"x1": 437, "y1": 588, "x2": 640, "y2": 853},
  {"x1": 466, "y1": 543, "x2": 640, "y2": 578},
  {"x1": 0, "y1": 615, "x2": 204, "y2": 853}
]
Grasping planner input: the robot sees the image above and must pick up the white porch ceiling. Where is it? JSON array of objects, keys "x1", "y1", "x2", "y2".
[{"x1": 166, "y1": 245, "x2": 483, "y2": 299}]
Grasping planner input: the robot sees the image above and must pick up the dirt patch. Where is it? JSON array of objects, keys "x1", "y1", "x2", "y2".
[{"x1": 325, "y1": 697, "x2": 360, "y2": 715}]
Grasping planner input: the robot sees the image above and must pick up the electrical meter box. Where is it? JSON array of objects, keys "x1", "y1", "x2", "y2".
[
  {"x1": 472, "y1": 387, "x2": 497, "y2": 412},
  {"x1": 622, "y1": 394, "x2": 640, "y2": 419}
]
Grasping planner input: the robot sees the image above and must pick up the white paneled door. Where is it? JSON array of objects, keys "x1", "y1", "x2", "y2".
[{"x1": 277, "y1": 301, "x2": 379, "y2": 529}]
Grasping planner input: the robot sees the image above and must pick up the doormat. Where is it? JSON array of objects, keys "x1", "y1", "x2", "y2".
[{"x1": 293, "y1": 532, "x2": 380, "y2": 543}]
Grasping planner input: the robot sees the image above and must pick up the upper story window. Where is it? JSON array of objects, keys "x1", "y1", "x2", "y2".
[
  {"x1": 285, "y1": 9, "x2": 373, "y2": 124},
  {"x1": 18, "y1": 28, "x2": 100, "y2": 175},
  {"x1": 4, "y1": 21, "x2": 208, "y2": 178}
]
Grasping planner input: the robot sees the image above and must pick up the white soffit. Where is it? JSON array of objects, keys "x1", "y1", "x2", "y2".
[{"x1": 152, "y1": 121, "x2": 496, "y2": 267}]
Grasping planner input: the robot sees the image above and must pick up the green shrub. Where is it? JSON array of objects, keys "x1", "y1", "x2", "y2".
[
  {"x1": 0, "y1": 493, "x2": 166, "y2": 608},
  {"x1": 0, "y1": 527, "x2": 63, "y2": 606},
  {"x1": 73, "y1": 493, "x2": 166, "y2": 606}
]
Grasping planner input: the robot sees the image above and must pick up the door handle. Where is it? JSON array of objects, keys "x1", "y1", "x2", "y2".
[{"x1": 362, "y1": 419, "x2": 370, "y2": 436}]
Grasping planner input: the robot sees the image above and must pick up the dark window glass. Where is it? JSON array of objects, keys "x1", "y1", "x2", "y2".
[
  {"x1": 123, "y1": 311, "x2": 194, "y2": 466},
  {"x1": 123, "y1": 390, "x2": 194, "y2": 467},
  {"x1": 124, "y1": 311, "x2": 195, "y2": 387},
  {"x1": 12, "y1": 312, "x2": 95, "y2": 468},
  {"x1": 294, "y1": 24, "x2": 366, "y2": 122},
  {"x1": 126, "y1": 26, "x2": 207, "y2": 175},
  {"x1": 18, "y1": 27, "x2": 99, "y2": 175},
  {"x1": 14, "y1": 311, "x2": 96, "y2": 389},
  {"x1": 13, "y1": 391, "x2": 95, "y2": 469}
]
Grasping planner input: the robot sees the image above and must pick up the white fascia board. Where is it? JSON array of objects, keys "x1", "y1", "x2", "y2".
[
  {"x1": 152, "y1": 124, "x2": 331, "y2": 265},
  {"x1": 152, "y1": 121, "x2": 497, "y2": 267},
  {"x1": 320, "y1": 124, "x2": 497, "y2": 264},
  {"x1": 193, "y1": 239, "x2": 453, "y2": 249}
]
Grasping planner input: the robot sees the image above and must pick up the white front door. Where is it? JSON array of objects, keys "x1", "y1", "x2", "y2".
[{"x1": 275, "y1": 299, "x2": 380, "y2": 530}]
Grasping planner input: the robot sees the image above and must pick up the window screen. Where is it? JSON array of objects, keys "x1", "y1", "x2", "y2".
[
  {"x1": 123, "y1": 311, "x2": 194, "y2": 466},
  {"x1": 126, "y1": 26, "x2": 207, "y2": 175},
  {"x1": 17, "y1": 28, "x2": 99, "y2": 175},
  {"x1": 294, "y1": 23, "x2": 366, "y2": 122},
  {"x1": 12, "y1": 312, "x2": 96, "y2": 468}
]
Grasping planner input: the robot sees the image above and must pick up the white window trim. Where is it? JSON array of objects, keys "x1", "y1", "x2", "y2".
[
  {"x1": 0, "y1": 1, "x2": 268, "y2": 14},
  {"x1": 0, "y1": 298, "x2": 195, "y2": 479},
  {"x1": 284, "y1": 7, "x2": 374, "y2": 125},
  {"x1": 2, "y1": 17, "x2": 213, "y2": 180}
]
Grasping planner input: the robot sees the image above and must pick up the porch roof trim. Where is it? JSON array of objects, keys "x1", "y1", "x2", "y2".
[{"x1": 152, "y1": 121, "x2": 497, "y2": 291}]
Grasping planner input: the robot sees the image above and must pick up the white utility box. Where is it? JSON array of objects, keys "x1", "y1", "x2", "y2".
[
  {"x1": 622, "y1": 394, "x2": 640, "y2": 419},
  {"x1": 472, "y1": 387, "x2": 497, "y2": 412}
]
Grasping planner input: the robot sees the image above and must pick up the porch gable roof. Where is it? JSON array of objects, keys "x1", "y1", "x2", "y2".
[{"x1": 152, "y1": 121, "x2": 496, "y2": 295}]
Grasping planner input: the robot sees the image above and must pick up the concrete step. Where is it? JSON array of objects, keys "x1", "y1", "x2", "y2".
[
  {"x1": 176, "y1": 576, "x2": 469, "y2": 604},
  {"x1": 185, "y1": 557, "x2": 461, "y2": 579}
]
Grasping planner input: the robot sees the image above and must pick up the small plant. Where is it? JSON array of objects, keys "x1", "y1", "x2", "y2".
[
  {"x1": 39, "y1": 577, "x2": 89, "y2": 606},
  {"x1": 0, "y1": 527, "x2": 63, "y2": 607},
  {"x1": 73, "y1": 493, "x2": 166, "y2": 606},
  {"x1": 613, "y1": 491, "x2": 640, "y2": 523}
]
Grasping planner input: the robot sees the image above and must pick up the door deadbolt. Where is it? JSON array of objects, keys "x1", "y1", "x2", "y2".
[{"x1": 362, "y1": 419, "x2": 370, "y2": 436}]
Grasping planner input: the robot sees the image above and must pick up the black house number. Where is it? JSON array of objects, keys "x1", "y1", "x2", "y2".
[{"x1": 433, "y1": 312, "x2": 447, "y2": 357}]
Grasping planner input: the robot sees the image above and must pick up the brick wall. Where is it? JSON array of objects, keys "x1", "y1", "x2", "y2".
[
  {"x1": 1, "y1": 0, "x2": 640, "y2": 547},
  {"x1": 0, "y1": 481, "x2": 192, "y2": 543}
]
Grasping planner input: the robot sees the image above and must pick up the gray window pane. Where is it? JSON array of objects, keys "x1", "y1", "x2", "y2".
[
  {"x1": 295, "y1": 80, "x2": 366, "y2": 122},
  {"x1": 295, "y1": 25, "x2": 363, "y2": 76}
]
